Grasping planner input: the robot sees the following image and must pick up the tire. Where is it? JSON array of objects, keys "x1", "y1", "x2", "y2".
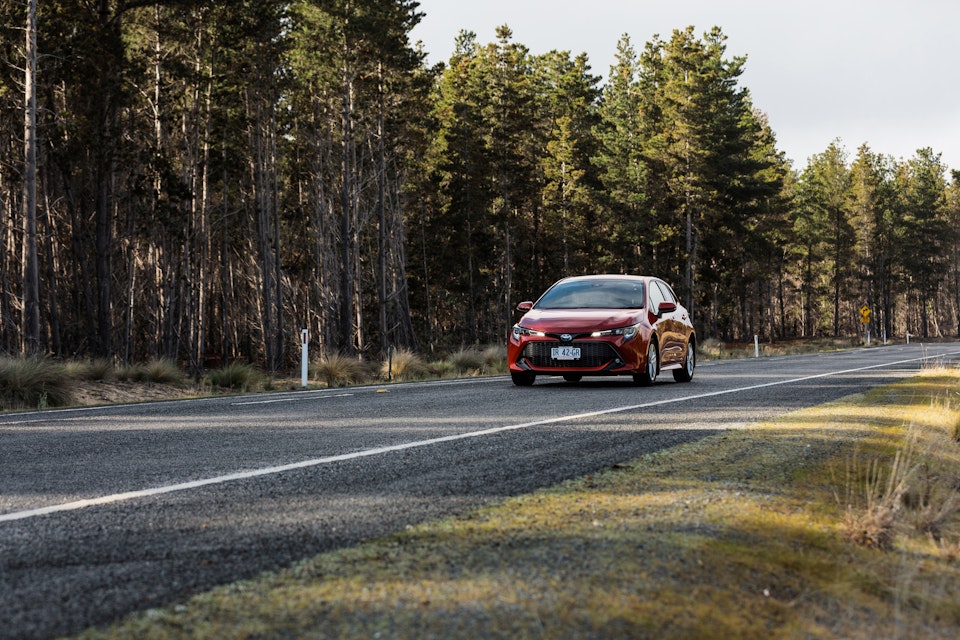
[
  {"x1": 633, "y1": 340, "x2": 658, "y2": 386},
  {"x1": 511, "y1": 371, "x2": 536, "y2": 386},
  {"x1": 673, "y1": 340, "x2": 696, "y2": 382},
  {"x1": 562, "y1": 374, "x2": 582, "y2": 383}
]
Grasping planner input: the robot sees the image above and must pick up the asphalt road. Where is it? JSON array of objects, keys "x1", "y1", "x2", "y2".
[{"x1": 2, "y1": 343, "x2": 959, "y2": 639}]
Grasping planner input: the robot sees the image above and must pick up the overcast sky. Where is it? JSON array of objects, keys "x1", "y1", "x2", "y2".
[{"x1": 410, "y1": 0, "x2": 959, "y2": 174}]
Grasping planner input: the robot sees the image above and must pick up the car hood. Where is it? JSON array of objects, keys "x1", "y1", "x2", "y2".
[{"x1": 519, "y1": 309, "x2": 646, "y2": 333}]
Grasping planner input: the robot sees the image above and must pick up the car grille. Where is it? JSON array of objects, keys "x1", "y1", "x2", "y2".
[{"x1": 521, "y1": 341, "x2": 620, "y2": 368}]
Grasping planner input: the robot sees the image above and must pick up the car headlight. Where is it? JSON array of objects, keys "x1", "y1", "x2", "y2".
[
  {"x1": 512, "y1": 324, "x2": 546, "y2": 340},
  {"x1": 591, "y1": 323, "x2": 640, "y2": 340}
]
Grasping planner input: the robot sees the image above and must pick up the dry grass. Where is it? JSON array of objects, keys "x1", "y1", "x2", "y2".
[
  {"x1": 700, "y1": 336, "x2": 865, "y2": 360},
  {"x1": 445, "y1": 345, "x2": 508, "y2": 376},
  {"x1": 115, "y1": 358, "x2": 184, "y2": 384},
  {"x1": 205, "y1": 363, "x2": 265, "y2": 392},
  {"x1": 840, "y1": 447, "x2": 914, "y2": 550},
  {"x1": 312, "y1": 353, "x2": 370, "y2": 388},
  {"x1": 64, "y1": 358, "x2": 114, "y2": 381},
  {"x1": 0, "y1": 356, "x2": 72, "y2": 409},
  {"x1": 382, "y1": 348, "x2": 429, "y2": 381},
  {"x1": 73, "y1": 368, "x2": 960, "y2": 639},
  {"x1": 4, "y1": 346, "x2": 507, "y2": 412}
]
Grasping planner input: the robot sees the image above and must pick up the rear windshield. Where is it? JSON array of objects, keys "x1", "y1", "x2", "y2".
[{"x1": 535, "y1": 280, "x2": 646, "y2": 310}]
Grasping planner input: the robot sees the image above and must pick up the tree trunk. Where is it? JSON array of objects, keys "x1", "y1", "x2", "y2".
[
  {"x1": 377, "y1": 60, "x2": 388, "y2": 356},
  {"x1": 22, "y1": 0, "x2": 40, "y2": 355}
]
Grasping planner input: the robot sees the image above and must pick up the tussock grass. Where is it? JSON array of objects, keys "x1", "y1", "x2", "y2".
[
  {"x1": 481, "y1": 344, "x2": 507, "y2": 374},
  {"x1": 840, "y1": 447, "x2": 913, "y2": 550},
  {"x1": 205, "y1": 363, "x2": 264, "y2": 392},
  {"x1": 313, "y1": 353, "x2": 369, "y2": 388},
  {"x1": 0, "y1": 356, "x2": 72, "y2": 409},
  {"x1": 382, "y1": 348, "x2": 428, "y2": 381},
  {"x1": 445, "y1": 345, "x2": 507, "y2": 376},
  {"x1": 77, "y1": 368, "x2": 960, "y2": 638},
  {"x1": 700, "y1": 336, "x2": 864, "y2": 360},
  {"x1": 115, "y1": 358, "x2": 184, "y2": 384},
  {"x1": 447, "y1": 347, "x2": 486, "y2": 373},
  {"x1": 63, "y1": 358, "x2": 114, "y2": 381}
]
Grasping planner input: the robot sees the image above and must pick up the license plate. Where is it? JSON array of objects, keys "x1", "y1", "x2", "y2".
[{"x1": 551, "y1": 346, "x2": 581, "y2": 360}]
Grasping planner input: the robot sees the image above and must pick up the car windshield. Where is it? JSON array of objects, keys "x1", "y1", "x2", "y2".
[{"x1": 535, "y1": 280, "x2": 645, "y2": 310}]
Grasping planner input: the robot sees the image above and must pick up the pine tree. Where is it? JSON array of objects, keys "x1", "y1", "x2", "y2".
[
  {"x1": 849, "y1": 145, "x2": 897, "y2": 340},
  {"x1": 794, "y1": 141, "x2": 853, "y2": 336},
  {"x1": 593, "y1": 34, "x2": 647, "y2": 274},
  {"x1": 535, "y1": 50, "x2": 601, "y2": 285},
  {"x1": 898, "y1": 148, "x2": 949, "y2": 337},
  {"x1": 638, "y1": 26, "x2": 757, "y2": 331}
]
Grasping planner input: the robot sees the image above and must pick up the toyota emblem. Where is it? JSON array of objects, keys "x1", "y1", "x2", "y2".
[{"x1": 560, "y1": 333, "x2": 573, "y2": 342}]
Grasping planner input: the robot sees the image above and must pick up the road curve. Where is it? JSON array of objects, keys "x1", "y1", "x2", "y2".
[{"x1": 2, "y1": 343, "x2": 959, "y2": 639}]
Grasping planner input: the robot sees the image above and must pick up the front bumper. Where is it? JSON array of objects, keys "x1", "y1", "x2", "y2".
[{"x1": 510, "y1": 338, "x2": 640, "y2": 374}]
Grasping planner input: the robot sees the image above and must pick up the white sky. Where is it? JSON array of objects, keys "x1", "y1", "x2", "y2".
[{"x1": 411, "y1": 0, "x2": 959, "y2": 174}]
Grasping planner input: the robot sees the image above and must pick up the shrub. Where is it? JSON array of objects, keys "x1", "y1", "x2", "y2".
[{"x1": 0, "y1": 356, "x2": 72, "y2": 410}]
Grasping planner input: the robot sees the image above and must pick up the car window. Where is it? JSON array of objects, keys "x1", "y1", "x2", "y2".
[
  {"x1": 648, "y1": 280, "x2": 666, "y2": 310},
  {"x1": 535, "y1": 280, "x2": 646, "y2": 309},
  {"x1": 655, "y1": 280, "x2": 678, "y2": 304}
]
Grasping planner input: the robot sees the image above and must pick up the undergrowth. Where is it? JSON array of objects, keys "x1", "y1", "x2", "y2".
[{"x1": 2, "y1": 346, "x2": 510, "y2": 411}]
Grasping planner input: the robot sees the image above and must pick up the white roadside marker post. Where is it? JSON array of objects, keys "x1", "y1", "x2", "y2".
[{"x1": 301, "y1": 329, "x2": 309, "y2": 388}]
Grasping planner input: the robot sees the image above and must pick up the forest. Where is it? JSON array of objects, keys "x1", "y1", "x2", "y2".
[{"x1": 1, "y1": 0, "x2": 957, "y2": 372}]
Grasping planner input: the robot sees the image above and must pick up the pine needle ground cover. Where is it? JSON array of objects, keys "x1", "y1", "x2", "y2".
[{"x1": 76, "y1": 369, "x2": 960, "y2": 639}]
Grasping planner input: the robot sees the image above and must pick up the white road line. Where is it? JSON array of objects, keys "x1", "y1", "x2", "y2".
[
  {"x1": 231, "y1": 393, "x2": 353, "y2": 406},
  {"x1": 2, "y1": 350, "x2": 957, "y2": 524}
]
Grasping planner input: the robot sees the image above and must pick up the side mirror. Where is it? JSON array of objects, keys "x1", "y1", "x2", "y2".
[
  {"x1": 656, "y1": 301, "x2": 677, "y2": 316},
  {"x1": 516, "y1": 301, "x2": 533, "y2": 312}
]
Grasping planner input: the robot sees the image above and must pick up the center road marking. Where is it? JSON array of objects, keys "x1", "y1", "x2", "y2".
[
  {"x1": 3, "y1": 351, "x2": 956, "y2": 524},
  {"x1": 231, "y1": 393, "x2": 353, "y2": 406}
]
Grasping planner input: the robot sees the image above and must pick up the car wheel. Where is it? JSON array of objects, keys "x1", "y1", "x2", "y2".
[
  {"x1": 511, "y1": 371, "x2": 536, "y2": 386},
  {"x1": 562, "y1": 374, "x2": 582, "y2": 383},
  {"x1": 673, "y1": 340, "x2": 696, "y2": 382},
  {"x1": 634, "y1": 340, "x2": 658, "y2": 386}
]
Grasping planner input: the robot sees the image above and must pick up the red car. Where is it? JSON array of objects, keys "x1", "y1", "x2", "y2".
[{"x1": 508, "y1": 275, "x2": 696, "y2": 386}]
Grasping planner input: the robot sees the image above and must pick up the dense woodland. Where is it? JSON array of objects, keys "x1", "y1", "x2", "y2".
[{"x1": 1, "y1": 0, "x2": 957, "y2": 371}]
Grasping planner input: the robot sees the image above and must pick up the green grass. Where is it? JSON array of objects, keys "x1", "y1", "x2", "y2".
[{"x1": 72, "y1": 368, "x2": 960, "y2": 639}]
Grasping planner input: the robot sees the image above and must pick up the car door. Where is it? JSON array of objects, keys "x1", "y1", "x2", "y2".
[{"x1": 653, "y1": 280, "x2": 683, "y2": 364}]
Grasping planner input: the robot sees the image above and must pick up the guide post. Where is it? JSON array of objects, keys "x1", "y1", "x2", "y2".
[{"x1": 301, "y1": 329, "x2": 309, "y2": 387}]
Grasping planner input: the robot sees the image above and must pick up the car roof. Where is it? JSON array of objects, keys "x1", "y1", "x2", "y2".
[{"x1": 555, "y1": 274, "x2": 652, "y2": 283}]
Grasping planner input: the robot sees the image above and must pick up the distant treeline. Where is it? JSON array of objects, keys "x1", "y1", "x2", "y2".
[{"x1": 0, "y1": 1, "x2": 956, "y2": 370}]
